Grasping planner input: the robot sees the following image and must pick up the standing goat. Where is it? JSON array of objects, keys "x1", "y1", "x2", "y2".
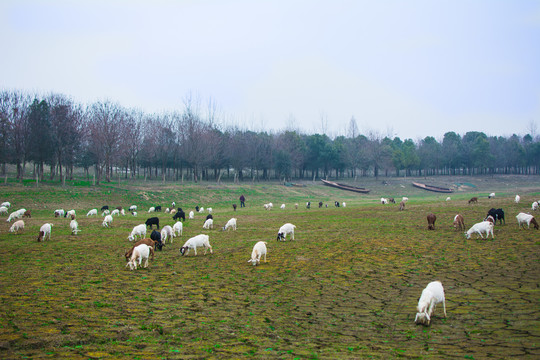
[
  {"x1": 248, "y1": 241, "x2": 267, "y2": 266},
  {"x1": 516, "y1": 212, "x2": 539, "y2": 230},
  {"x1": 427, "y1": 213, "x2": 436, "y2": 230},
  {"x1": 414, "y1": 281, "x2": 447, "y2": 326},
  {"x1": 37, "y1": 223, "x2": 53, "y2": 242},
  {"x1": 126, "y1": 244, "x2": 153, "y2": 270},
  {"x1": 465, "y1": 221, "x2": 494, "y2": 239},
  {"x1": 180, "y1": 234, "x2": 213, "y2": 256},
  {"x1": 453, "y1": 214, "x2": 465, "y2": 231}
]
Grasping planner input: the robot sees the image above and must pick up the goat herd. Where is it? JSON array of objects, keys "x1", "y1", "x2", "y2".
[{"x1": 1, "y1": 191, "x2": 539, "y2": 327}]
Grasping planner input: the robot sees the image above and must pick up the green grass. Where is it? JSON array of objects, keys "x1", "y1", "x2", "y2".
[{"x1": 0, "y1": 175, "x2": 539, "y2": 359}]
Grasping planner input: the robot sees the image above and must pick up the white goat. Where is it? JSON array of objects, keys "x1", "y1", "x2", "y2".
[
  {"x1": 120, "y1": 209, "x2": 126, "y2": 216},
  {"x1": 342, "y1": 202, "x2": 346, "y2": 207},
  {"x1": 446, "y1": 197, "x2": 451, "y2": 201},
  {"x1": 110, "y1": 209, "x2": 120, "y2": 216},
  {"x1": 37, "y1": 223, "x2": 53, "y2": 242},
  {"x1": 465, "y1": 221, "x2": 494, "y2": 239},
  {"x1": 280, "y1": 204, "x2": 286, "y2": 210},
  {"x1": 102, "y1": 214, "x2": 113, "y2": 227},
  {"x1": 7, "y1": 208, "x2": 26, "y2": 222},
  {"x1": 516, "y1": 212, "x2": 539, "y2": 230},
  {"x1": 165, "y1": 207, "x2": 170, "y2": 213},
  {"x1": 179, "y1": 234, "x2": 213, "y2": 256},
  {"x1": 488, "y1": 192, "x2": 496, "y2": 198},
  {"x1": 101, "y1": 210, "x2": 110, "y2": 216},
  {"x1": 173, "y1": 221, "x2": 183, "y2": 237},
  {"x1": 207, "y1": 207, "x2": 213, "y2": 214},
  {"x1": 248, "y1": 241, "x2": 267, "y2": 266},
  {"x1": 414, "y1": 281, "x2": 446, "y2": 325},
  {"x1": 381, "y1": 198, "x2": 388, "y2": 204},
  {"x1": 203, "y1": 218, "x2": 214, "y2": 229},
  {"x1": 70, "y1": 219, "x2": 80, "y2": 234},
  {"x1": 161, "y1": 225, "x2": 175, "y2": 244},
  {"x1": 132, "y1": 211, "x2": 137, "y2": 217},
  {"x1": 402, "y1": 197, "x2": 409, "y2": 202},
  {"x1": 128, "y1": 224, "x2": 147, "y2": 241},
  {"x1": 129, "y1": 205, "x2": 137, "y2": 212},
  {"x1": 86, "y1": 209, "x2": 98, "y2": 217},
  {"x1": 0, "y1": 206, "x2": 8, "y2": 215},
  {"x1": 189, "y1": 211, "x2": 195, "y2": 219},
  {"x1": 515, "y1": 195, "x2": 520, "y2": 203},
  {"x1": 199, "y1": 207, "x2": 205, "y2": 213},
  {"x1": 9, "y1": 220, "x2": 24, "y2": 233},
  {"x1": 126, "y1": 244, "x2": 152, "y2": 270},
  {"x1": 148, "y1": 207, "x2": 155, "y2": 213},
  {"x1": 54, "y1": 209, "x2": 65, "y2": 217},
  {"x1": 277, "y1": 223, "x2": 296, "y2": 241},
  {"x1": 222, "y1": 218, "x2": 237, "y2": 231},
  {"x1": 66, "y1": 209, "x2": 76, "y2": 218},
  {"x1": 532, "y1": 201, "x2": 538, "y2": 211},
  {"x1": 1, "y1": 201, "x2": 10, "y2": 208}
]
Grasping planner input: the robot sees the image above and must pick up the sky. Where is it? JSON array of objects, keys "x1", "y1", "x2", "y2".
[{"x1": 1, "y1": 0, "x2": 539, "y2": 140}]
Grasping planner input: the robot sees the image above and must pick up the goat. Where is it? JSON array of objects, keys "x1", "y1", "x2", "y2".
[
  {"x1": 195, "y1": 206, "x2": 200, "y2": 212},
  {"x1": 486, "y1": 208, "x2": 505, "y2": 225},
  {"x1": 334, "y1": 201, "x2": 340, "y2": 207},
  {"x1": 9, "y1": 220, "x2": 25, "y2": 233},
  {"x1": 306, "y1": 202, "x2": 311, "y2": 209},
  {"x1": 0, "y1": 206, "x2": 8, "y2": 215},
  {"x1": 170, "y1": 209, "x2": 176, "y2": 215},
  {"x1": 485, "y1": 215, "x2": 495, "y2": 224},
  {"x1": 203, "y1": 218, "x2": 214, "y2": 230},
  {"x1": 101, "y1": 209, "x2": 110, "y2": 217},
  {"x1": 414, "y1": 281, "x2": 446, "y2": 326},
  {"x1": 125, "y1": 238, "x2": 156, "y2": 261},
  {"x1": 64, "y1": 209, "x2": 76, "y2": 218},
  {"x1": 145, "y1": 217, "x2": 160, "y2": 229},
  {"x1": 165, "y1": 208, "x2": 170, "y2": 213},
  {"x1": 381, "y1": 198, "x2": 388, "y2": 204},
  {"x1": 126, "y1": 244, "x2": 153, "y2": 270},
  {"x1": 388, "y1": 198, "x2": 396, "y2": 204},
  {"x1": 171, "y1": 201, "x2": 176, "y2": 208},
  {"x1": 280, "y1": 204, "x2": 286, "y2": 210},
  {"x1": 100, "y1": 205, "x2": 109, "y2": 212},
  {"x1": 161, "y1": 225, "x2": 175, "y2": 244},
  {"x1": 199, "y1": 207, "x2": 205, "y2": 213},
  {"x1": 222, "y1": 218, "x2": 237, "y2": 231},
  {"x1": 207, "y1": 207, "x2": 213, "y2": 214},
  {"x1": 465, "y1": 221, "x2": 494, "y2": 239},
  {"x1": 180, "y1": 234, "x2": 213, "y2": 256},
  {"x1": 129, "y1": 205, "x2": 137, "y2": 212},
  {"x1": 132, "y1": 212, "x2": 137, "y2": 216},
  {"x1": 488, "y1": 192, "x2": 495, "y2": 199},
  {"x1": 295, "y1": 203, "x2": 299, "y2": 209},
  {"x1": 402, "y1": 197, "x2": 409, "y2": 202},
  {"x1": 7, "y1": 208, "x2": 26, "y2": 222},
  {"x1": 342, "y1": 202, "x2": 346, "y2": 207},
  {"x1": 172, "y1": 208, "x2": 185, "y2": 222},
  {"x1": 128, "y1": 224, "x2": 147, "y2": 242},
  {"x1": 189, "y1": 211, "x2": 195, "y2": 219},
  {"x1": 172, "y1": 221, "x2": 183, "y2": 237},
  {"x1": 446, "y1": 197, "x2": 451, "y2": 202},
  {"x1": 427, "y1": 213, "x2": 436, "y2": 230},
  {"x1": 468, "y1": 197, "x2": 478, "y2": 204},
  {"x1": 516, "y1": 212, "x2": 539, "y2": 230},
  {"x1": 54, "y1": 209, "x2": 65, "y2": 218},
  {"x1": 86, "y1": 209, "x2": 98, "y2": 217},
  {"x1": 110, "y1": 209, "x2": 120, "y2": 216},
  {"x1": 102, "y1": 215, "x2": 113, "y2": 227},
  {"x1": 515, "y1": 195, "x2": 520, "y2": 203},
  {"x1": 150, "y1": 230, "x2": 163, "y2": 251},
  {"x1": 318, "y1": 201, "x2": 323, "y2": 208},
  {"x1": 148, "y1": 206, "x2": 155, "y2": 213},
  {"x1": 70, "y1": 219, "x2": 80, "y2": 235},
  {"x1": 532, "y1": 202, "x2": 538, "y2": 211},
  {"x1": 248, "y1": 241, "x2": 267, "y2": 266},
  {"x1": 399, "y1": 201, "x2": 406, "y2": 211},
  {"x1": 277, "y1": 223, "x2": 296, "y2": 241},
  {"x1": 453, "y1": 214, "x2": 465, "y2": 231},
  {"x1": 120, "y1": 209, "x2": 126, "y2": 216},
  {"x1": 1, "y1": 201, "x2": 10, "y2": 208},
  {"x1": 37, "y1": 223, "x2": 53, "y2": 242},
  {"x1": 155, "y1": 206, "x2": 162, "y2": 212}
]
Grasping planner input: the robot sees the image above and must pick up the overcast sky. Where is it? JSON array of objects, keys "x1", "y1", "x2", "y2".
[{"x1": 1, "y1": 0, "x2": 539, "y2": 140}]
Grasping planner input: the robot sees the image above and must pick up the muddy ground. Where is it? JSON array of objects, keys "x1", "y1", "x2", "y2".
[{"x1": 0, "y1": 176, "x2": 538, "y2": 359}]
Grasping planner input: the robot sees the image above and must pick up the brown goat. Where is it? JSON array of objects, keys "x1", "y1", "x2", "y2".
[
  {"x1": 23, "y1": 210, "x2": 31, "y2": 218},
  {"x1": 427, "y1": 213, "x2": 436, "y2": 230},
  {"x1": 399, "y1": 201, "x2": 406, "y2": 211},
  {"x1": 125, "y1": 238, "x2": 157, "y2": 261},
  {"x1": 453, "y1": 214, "x2": 465, "y2": 231},
  {"x1": 531, "y1": 217, "x2": 540, "y2": 230},
  {"x1": 468, "y1": 197, "x2": 478, "y2": 204}
]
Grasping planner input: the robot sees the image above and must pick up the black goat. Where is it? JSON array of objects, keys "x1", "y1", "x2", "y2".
[
  {"x1": 100, "y1": 205, "x2": 109, "y2": 212},
  {"x1": 150, "y1": 230, "x2": 163, "y2": 251},
  {"x1": 486, "y1": 208, "x2": 505, "y2": 225},
  {"x1": 145, "y1": 217, "x2": 160, "y2": 229},
  {"x1": 173, "y1": 208, "x2": 185, "y2": 222}
]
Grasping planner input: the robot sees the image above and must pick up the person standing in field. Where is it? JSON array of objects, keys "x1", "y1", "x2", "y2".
[{"x1": 240, "y1": 195, "x2": 246, "y2": 208}]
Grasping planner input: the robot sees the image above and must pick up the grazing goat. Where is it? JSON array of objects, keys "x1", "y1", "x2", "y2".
[
  {"x1": 388, "y1": 198, "x2": 396, "y2": 204},
  {"x1": 126, "y1": 244, "x2": 153, "y2": 270},
  {"x1": 1, "y1": 201, "x2": 10, "y2": 208},
  {"x1": 102, "y1": 215, "x2": 113, "y2": 227},
  {"x1": 125, "y1": 239, "x2": 156, "y2": 261},
  {"x1": 145, "y1": 217, "x2": 160, "y2": 229},
  {"x1": 161, "y1": 225, "x2": 174, "y2": 244},
  {"x1": 427, "y1": 213, "x2": 436, "y2": 230},
  {"x1": 7, "y1": 209, "x2": 26, "y2": 222},
  {"x1": 86, "y1": 209, "x2": 98, "y2": 217},
  {"x1": 381, "y1": 198, "x2": 388, "y2": 204},
  {"x1": 9, "y1": 220, "x2": 25, "y2": 233},
  {"x1": 203, "y1": 218, "x2": 214, "y2": 230},
  {"x1": 173, "y1": 221, "x2": 183, "y2": 237},
  {"x1": 318, "y1": 201, "x2": 323, "y2": 208},
  {"x1": 129, "y1": 205, "x2": 137, "y2": 212},
  {"x1": 488, "y1": 192, "x2": 495, "y2": 199},
  {"x1": 195, "y1": 206, "x2": 200, "y2": 212},
  {"x1": 280, "y1": 204, "x2": 286, "y2": 210},
  {"x1": 172, "y1": 208, "x2": 185, "y2": 222},
  {"x1": 37, "y1": 223, "x2": 53, "y2": 242},
  {"x1": 180, "y1": 234, "x2": 213, "y2": 256},
  {"x1": 150, "y1": 230, "x2": 164, "y2": 250},
  {"x1": 453, "y1": 214, "x2": 465, "y2": 231},
  {"x1": 486, "y1": 208, "x2": 505, "y2": 225},
  {"x1": 334, "y1": 201, "x2": 340, "y2": 207},
  {"x1": 110, "y1": 209, "x2": 120, "y2": 216},
  {"x1": 306, "y1": 202, "x2": 311, "y2": 209},
  {"x1": 128, "y1": 224, "x2": 147, "y2": 242},
  {"x1": 468, "y1": 197, "x2": 478, "y2": 204},
  {"x1": 23, "y1": 210, "x2": 31, "y2": 218},
  {"x1": 399, "y1": 201, "x2": 406, "y2": 211},
  {"x1": 100, "y1": 205, "x2": 109, "y2": 212},
  {"x1": 414, "y1": 281, "x2": 446, "y2": 326},
  {"x1": 342, "y1": 202, "x2": 346, "y2": 207},
  {"x1": 70, "y1": 219, "x2": 80, "y2": 235},
  {"x1": 189, "y1": 211, "x2": 195, "y2": 219},
  {"x1": 222, "y1": 218, "x2": 237, "y2": 231},
  {"x1": 148, "y1": 207, "x2": 155, "y2": 213},
  {"x1": 516, "y1": 212, "x2": 539, "y2": 230},
  {"x1": 532, "y1": 202, "x2": 538, "y2": 211},
  {"x1": 54, "y1": 209, "x2": 65, "y2": 218},
  {"x1": 515, "y1": 195, "x2": 520, "y2": 203},
  {"x1": 248, "y1": 241, "x2": 267, "y2": 266},
  {"x1": 0, "y1": 206, "x2": 8, "y2": 215},
  {"x1": 132, "y1": 212, "x2": 137, "y2": 217},
  {"x1": 170, "y1": 208, "x2": 176, "y2": 215},
  {"x1": 465, "y1": 221, "x2": 494, "y2": 239},
  {"x1": 199, "y1": 207, "x2": 205, "y2": 213},
  {"x1": 207, "y1": 207, "x2": 213, "y2": 214},
  {"x1": 65, "y1": 210, "x2": 76, "y2": 218},
  {"x1": 446, "y1": 197, "x2": 451, "y2": 202},
  {"x1": 155, "y1": 206, "x2": 162, "y2": 212},
  {"x1": 277, "y1": 223, "x2": 296, "y2": 241},
  {"x1": 402, "y1": 197, "x2": 409, "y2": 202}
]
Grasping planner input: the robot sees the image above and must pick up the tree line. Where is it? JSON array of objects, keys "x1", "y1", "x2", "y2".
[{"x1": 0, "y1": 89, "x2": 538, "y2": 184}]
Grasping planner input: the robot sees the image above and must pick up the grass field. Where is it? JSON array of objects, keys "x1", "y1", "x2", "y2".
[{"x1": 0, "y1": 175, "x2": 539, "y2": 359}]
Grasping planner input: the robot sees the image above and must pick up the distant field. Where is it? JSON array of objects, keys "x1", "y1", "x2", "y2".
[{"x1": 0, "y1": 175, "x2": 539, "y2": 359}]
